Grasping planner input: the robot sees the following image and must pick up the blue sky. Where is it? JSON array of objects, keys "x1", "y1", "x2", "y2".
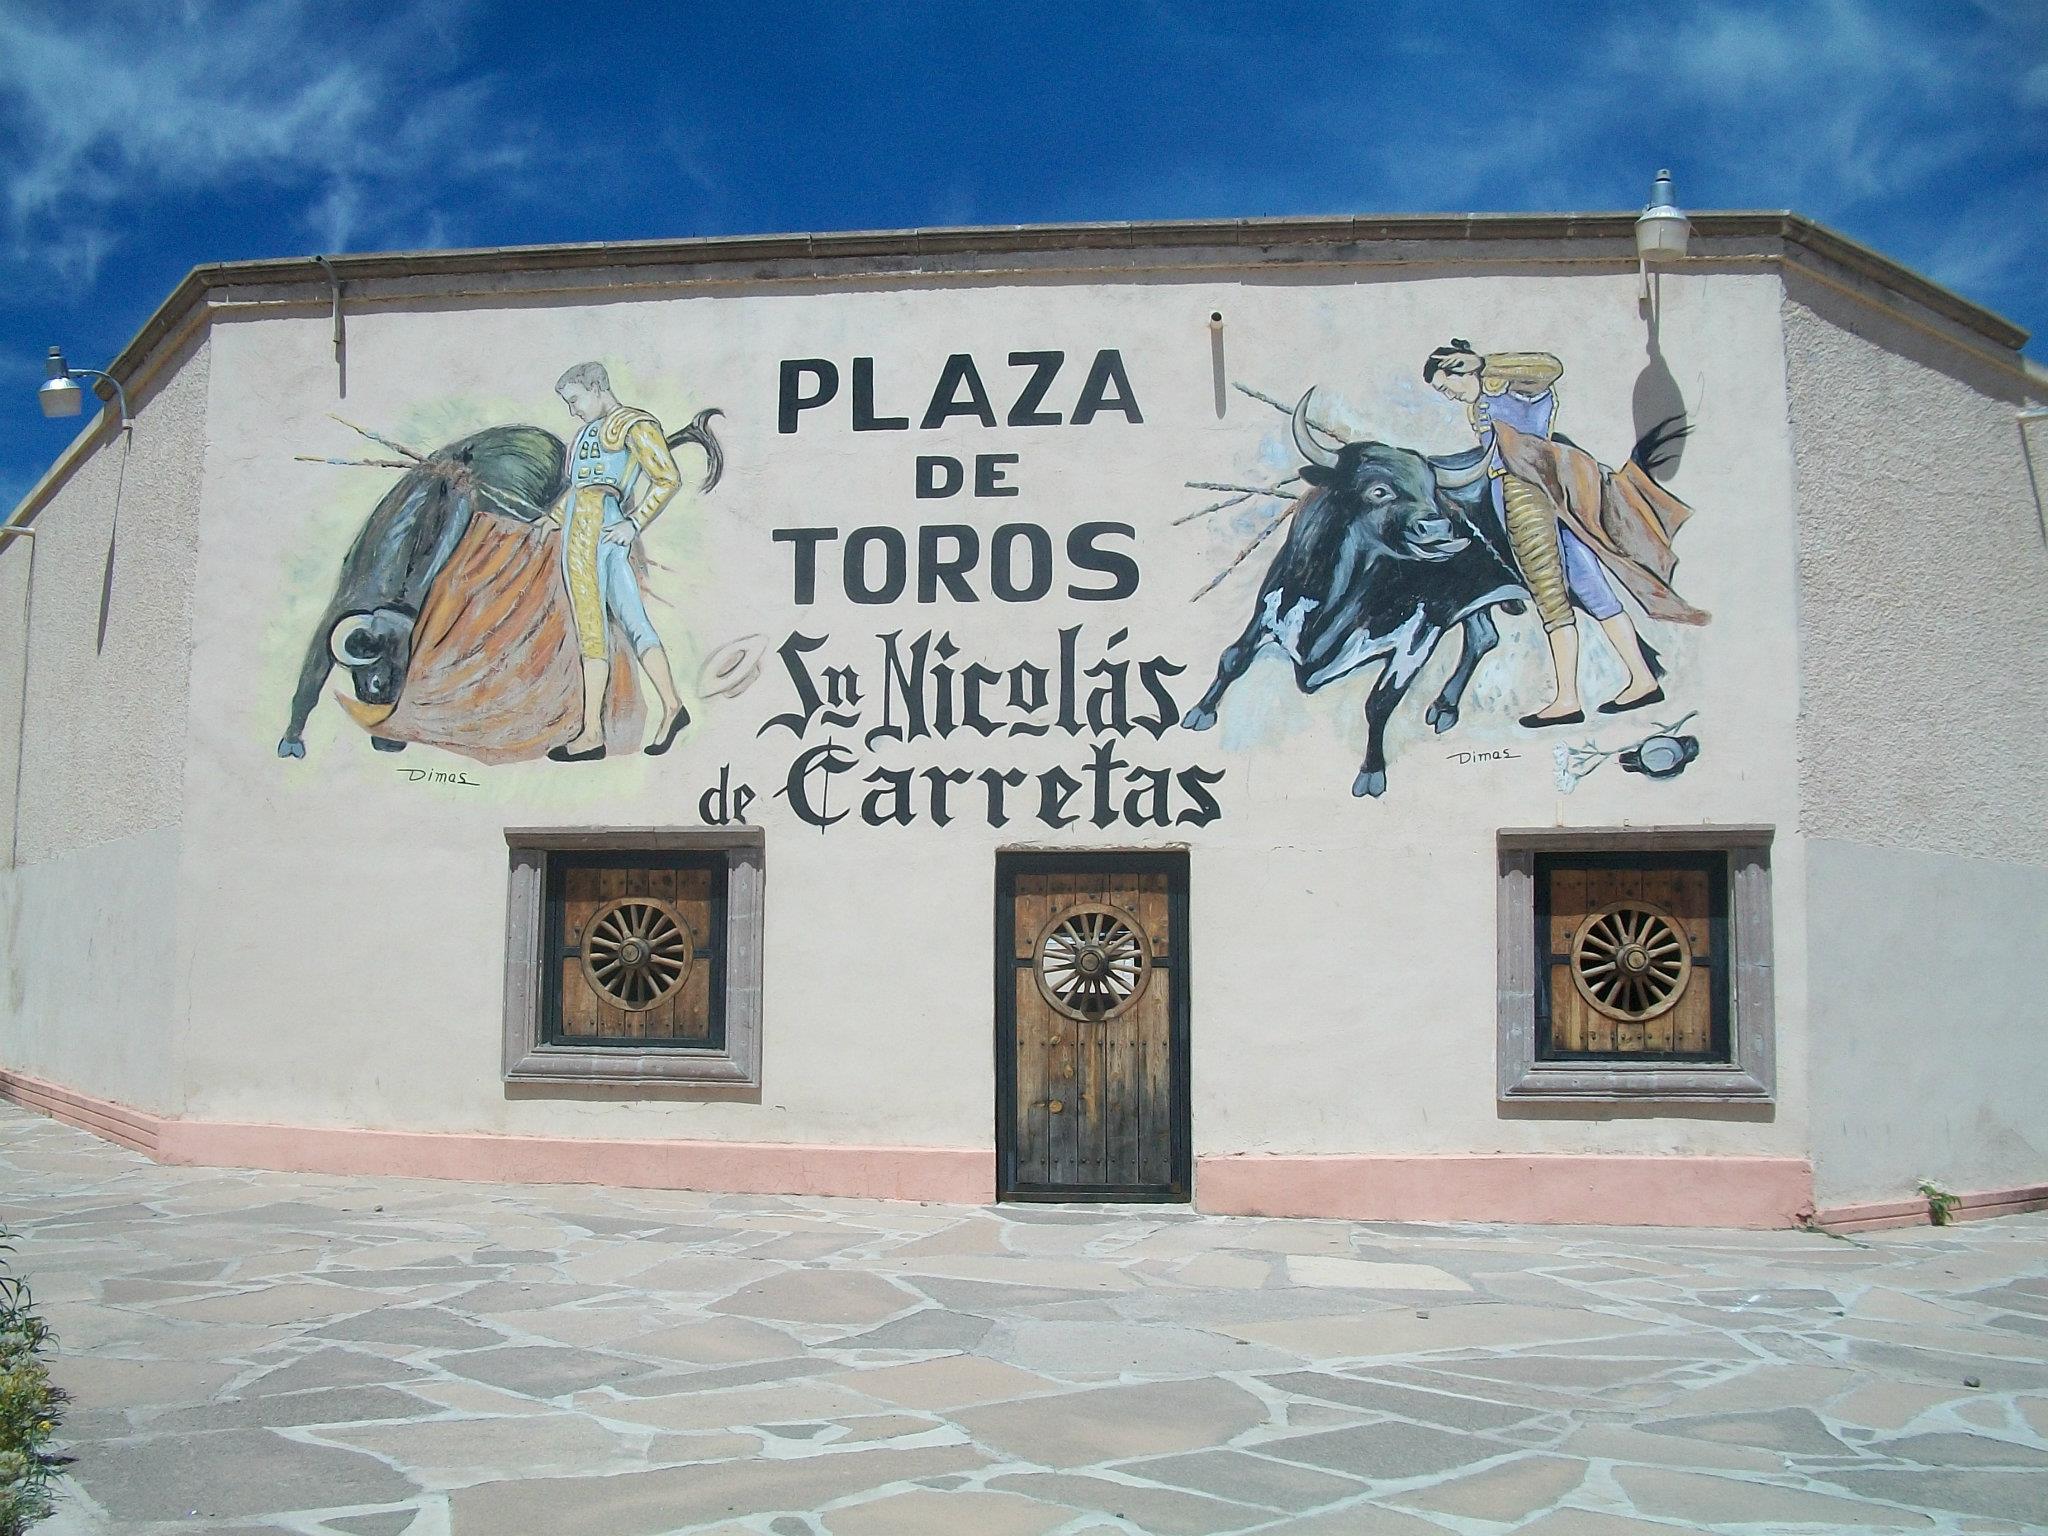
[{"x1": 3, "y1": 0, "x2": 2043, "y2": 507}]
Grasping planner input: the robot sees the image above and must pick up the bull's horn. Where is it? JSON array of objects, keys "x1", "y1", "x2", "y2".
[
  {"x1": 668, "y1": 407, "x2": 725, "y2": 494},
  {"x1": 1430, "y1": 458, "x2": 1489, "y2": 489},
  {"x1": 328, "y1": 612, "x2": 380, "y2": 666},
  {"x1": 1291, "y1": 389, "x2": 1342, "y2": 469}
]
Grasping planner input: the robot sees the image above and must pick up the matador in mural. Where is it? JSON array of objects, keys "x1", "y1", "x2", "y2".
[
  {"x1": 1424, "y1": 341, "x2": 1674, "y2": 727},
  {"x1": 547, "y1": 361, "x2": 693, "y2": 761}
]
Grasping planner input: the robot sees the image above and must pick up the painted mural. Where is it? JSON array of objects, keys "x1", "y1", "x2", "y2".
[
  {"x1": 1181, "y1": 344, "x2": 1710, "y2": 796},
  {"x1": 272, "y1": 333, "x2": 1714, "y2": 821},
  {"x1": 278, "y1": 362, "x2": 723, "y2": 764}
]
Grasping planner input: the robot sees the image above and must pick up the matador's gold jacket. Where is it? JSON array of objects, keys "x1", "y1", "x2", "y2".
[{"x1": 551, "y1": 406, "x2": 683, "y2": 534}]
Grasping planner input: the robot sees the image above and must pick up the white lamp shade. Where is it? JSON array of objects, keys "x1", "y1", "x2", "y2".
[
  {"x1": 37, "y1": 374, "x2": 83, "y2": 418},
  {"x1": 1636, "y1": 208, "x2": 1691, "y2": 259},
  {"x1": 1635, "y1": 169, "x2": 1690, "y2": 261}
]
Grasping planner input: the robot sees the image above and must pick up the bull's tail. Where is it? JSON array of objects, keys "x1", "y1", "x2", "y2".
[
  {"x1": 1641, "y1": 637, "x2": 1667, "y2": 681},
  {"x1": 667, "y1": 408, "x2": 725, "y2": 494},
  {"x1": 1630, "y1": 414, "x2": 1690, "y2": 481}
]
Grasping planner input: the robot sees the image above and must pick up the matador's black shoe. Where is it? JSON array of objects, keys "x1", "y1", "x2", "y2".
[
  {"x1": 645, "y1": 705, "x2": 692, "y2": 756},
  {"x1": 1518, "y1": 709, "x2": 1584, "y2": 729},
  {"x1": 546, "y1": 742, "x2": 606, "y2": 763},
  {"x1": 1598, "y1": 686, "x2": 1666, "y2": 715}
]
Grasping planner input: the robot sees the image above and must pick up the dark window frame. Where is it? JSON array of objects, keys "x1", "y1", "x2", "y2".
[
  {"x1": 503, "y1": 827, "x2": 763, "y2": 1091},
  {"x1": 1498, "y1": 826, "x2": 1774, "y2": 1104}
]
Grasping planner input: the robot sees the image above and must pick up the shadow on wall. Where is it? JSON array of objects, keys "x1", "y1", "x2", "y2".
[{"x1": 1635, "y1": 318, "x2": 1689, "y2": 480}]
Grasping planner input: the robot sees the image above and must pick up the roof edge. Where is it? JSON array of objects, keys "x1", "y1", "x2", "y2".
[
  {"x1": 8, "y1": 209, "x2": 2033, "y2": 534},
  {"x1": 114, "y1": 211, "x2": 2029, "y2": 378}
]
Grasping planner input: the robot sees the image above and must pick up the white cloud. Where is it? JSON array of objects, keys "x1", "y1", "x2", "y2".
[
  {"x1": 0, "y1": 0, "x2": 525, "y2": 284},
  {"x1": 2022, "y1": 60, "x2": 2048, "y2": 109}
]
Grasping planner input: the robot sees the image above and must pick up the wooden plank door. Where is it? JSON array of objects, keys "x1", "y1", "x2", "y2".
[{"x1": 997, "y1": 853, "x2": 1189, "y2": 1202}]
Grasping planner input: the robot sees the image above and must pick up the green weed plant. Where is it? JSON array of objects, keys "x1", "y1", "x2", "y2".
[{"x1": 0, "y1": 1227, "x2": 66, "y2": 1535}]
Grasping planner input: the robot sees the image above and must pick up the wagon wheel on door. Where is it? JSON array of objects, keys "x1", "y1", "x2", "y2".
[
  {"x1": 580, "y1": 896, "x2": 696, "y2": 1011},
  {"x1": 1569, "y1": 899, "x2": 1693, "y2": 1022},
  {"x1": 1034, "y1": 902, "x2": 1153, "y2": 1022}
]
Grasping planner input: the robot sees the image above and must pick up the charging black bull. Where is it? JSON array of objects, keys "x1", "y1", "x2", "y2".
[
  {"x1": 1182, "y1": 391, "x2": 1681, "y2": 797},
  {"x1": 1180, "y1": 393, "x2": 1524, "y2": 796},
  {"x1": 277, "y1": 413, "x2": 721, "y2": 759}
]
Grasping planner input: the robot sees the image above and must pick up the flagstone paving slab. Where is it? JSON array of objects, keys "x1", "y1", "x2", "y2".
[
  {"x1": 1112, "y1": 1448, "x2": 1366, "y2": 1510},
  {"x1": 1615, "y1": 1464, "x2": 1936, "y2": 1526},
  {"x1": 1260, "y1": 1369, "x2": 1539, "y2": 1430},
  {"x1": 1282, "y1": 1255, "x2": 1473, "y2": 1292},
  {"x1": 825, "y1": 1353, "x2": 1059, "y2": 1409},
  {"x1": 830, "y1": 1306, "x2": 993, "y2": 1351},
  {"x1": 67, "y1": 1427, "x2": 423, "y2": 1522},
  {"x1": 983, "y1": 1472, "x2": 1266, "y2": 1535},
  {"x1": 1242, "y1": 1502, "x2": 1456, "y2": 1534},
  {"x1": 317, "y1": 1410, "x2": 644, "y2": 1485},
  {"x1": 1259, "y1": 1418, "x2": 1506, "y2": 1479},
  {"x1": 1817, "y1": 1466, "x2": 2048, "y2": 1523},
  {"x1": 1637, "y1": 1404, "x2": 1857, "y2": 1456},
  {"x1": 6, "y1": 1104, "x2": 2048, "y2": 1534},
  {"x1": 1385, "y1": 1450, "x2": 1588, "y2": 1520},
  {"x1": 708, "y1": 1268, "x2": 920, "y2": 1326},
  {"x1": 958, "y1": 1377, "x2": 1270, "y2": 1468},
  {"x1": 819, "y1": 1487, "x2": 1068, "y2": 1536}
]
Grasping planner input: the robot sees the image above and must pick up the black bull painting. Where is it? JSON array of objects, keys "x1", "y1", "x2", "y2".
[
  {"x1": 1182, "y1": 391, "x2": 1696, "y2": 797},
  {"x1": 278, "y1": 413, "x2": 721, "y2": 760}
]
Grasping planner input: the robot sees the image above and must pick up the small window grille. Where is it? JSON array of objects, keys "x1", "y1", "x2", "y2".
[
  {"x1": 504, "y1": 829, "x2": 762, "y2": 1089},
  {"x1": 545, "y1": 851, "x2": 726, "y2": 1049},
  {"x1": 1536, "y1": 852, "x2": 1728, "y2": 1064},
  {"x1": 1497, "y1": 829, "x2": 1774, "y2": 1103}
]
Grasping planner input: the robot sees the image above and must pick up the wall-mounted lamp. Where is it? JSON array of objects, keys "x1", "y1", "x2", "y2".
[
  {"x1": 37, "y1": 346, "x2": 130, "y2": 432},
  {"x1": 1634, "y1": 169, "x2": 1691, "y2": 303}
]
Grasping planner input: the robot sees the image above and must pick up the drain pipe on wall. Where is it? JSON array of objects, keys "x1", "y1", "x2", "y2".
[
  {"x1": 313, "y1": 254, "x2": 347, "y2": 398},
  {"x1": 2021, "y1": 406, "x2": 2048, "y2": 552},
  {"x1": 2, "y1": 526, "x2": 37, "y2": 870}
]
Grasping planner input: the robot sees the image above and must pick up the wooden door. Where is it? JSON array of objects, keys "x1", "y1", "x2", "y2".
[
  {"x1": 546, "y1": 853, "x2": 725, "y2": 1047},
  {"x1": 997, "y1": 854, "x2": 1189, "y2": 1202}
]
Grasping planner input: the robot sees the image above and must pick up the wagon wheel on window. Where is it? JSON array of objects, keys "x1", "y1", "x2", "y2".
[
  {"x1": 580, "y1": 896, "x2": 696, "y2": 1011},
  {"x1": 1034, "y1": 902, "x2": 1153, "y2": 1022},
  {"x1": 1570, "y1": 900, "x2": 1693, "y2": 1022}
]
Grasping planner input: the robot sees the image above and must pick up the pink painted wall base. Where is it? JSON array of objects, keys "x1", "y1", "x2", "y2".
[
  {"x1": 1193, "y1": 1152, "x2": 1817, "y2": 1229},
  {"x1": 0, "y1": 1069, "x2": 993, "y2": 1205},
  {"x1": 7, "y1": 1067, "x2": 2035, "y2": 1230}
]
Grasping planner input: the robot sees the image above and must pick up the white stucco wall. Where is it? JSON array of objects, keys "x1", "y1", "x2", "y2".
[
  {"x1": 155, "y1": 264, "x2": 1810, "y2": 1162},
  {"x1": 1784, "y1": 286, "x2": 2048, "y2": 1205},
  {"x1": 0, "y1": 338, "x2": 211, "y2": 1111},
  {"x1": 1805, "y1": 839, "x2": 2048, "y2": 1203}
]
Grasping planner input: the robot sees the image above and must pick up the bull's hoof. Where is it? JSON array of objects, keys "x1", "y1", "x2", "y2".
[
  {"x1": 1181, "y1": 706, "x2": 1217, "y2": 732},
  {"x1": 276, "y1": 737, "x2": 305, "y2": 759},
  {"x1": 1351, "y1": 768, "x2": 1387, "y2": 798},
  {"x1": 1426, "y1": 698, "x2": 1459, "y2": 734},
  {"x1": 370, "y1": 737, "x2": 407, "y2": 753}
]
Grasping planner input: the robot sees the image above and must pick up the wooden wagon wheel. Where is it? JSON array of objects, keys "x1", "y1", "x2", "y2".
[
  {"x1": 580, "y1": 896, "x2": 695, "y2": 1011},
  {"x1": 1570, "y1": 900, "x2": 1693, "y2": 1022},
  {"x1": 1034, "y1": 902, "x2": 1153, "y2": 1022}
]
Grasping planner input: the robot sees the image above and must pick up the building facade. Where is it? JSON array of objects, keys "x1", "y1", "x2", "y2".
[{"x1": 3, "y1": 213, "x2": 2044, "y2": 1228}]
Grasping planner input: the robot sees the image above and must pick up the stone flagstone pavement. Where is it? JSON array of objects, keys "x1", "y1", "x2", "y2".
[{"x1": 4, "y1": 1105, "x2": 2047, "y2": 1534}]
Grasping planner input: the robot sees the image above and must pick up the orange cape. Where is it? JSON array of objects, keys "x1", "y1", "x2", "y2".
[
  {"x1": 1492, "y1": 421, "x2": 1710, "y2": 626},
  {"x1": 335, "y1": 510, "x2": 647, "y2": 762}
]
